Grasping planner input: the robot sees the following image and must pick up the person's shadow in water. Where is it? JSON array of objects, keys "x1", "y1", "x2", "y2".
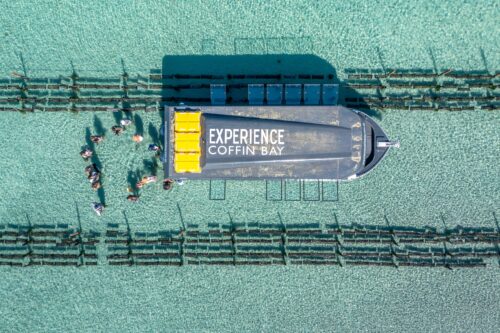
[
  {"x1": 127, "y1": 169, "x2": 142, "y2": 196},
  {"x1": 148, "y1": 122, "x2": 161, "y2": 147},
  {"x1": 134, "y1": 113, "x2": 144, "y2": 136},
  {"x1": 93, "y1": 114, "x2": 107, "y2": 136}
]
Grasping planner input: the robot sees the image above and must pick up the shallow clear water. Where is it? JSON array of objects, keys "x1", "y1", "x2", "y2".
[{"x1": 0, "y1": 0, "x2": 499, "y2": 332}]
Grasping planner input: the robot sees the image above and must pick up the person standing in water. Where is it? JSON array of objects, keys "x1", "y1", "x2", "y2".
[
  {"x1": 120, "y1": 119, "x2": 132, "y2": 127},
  {"x1": 88, "y1": 168, "x2": 100, "y2": 183},
  {"x1": 90, "y1": 135, "x2": 104, "y2": 144},
  {"x1": 132, "y1": 134, "x2": 143, "y2": 143},
  {"x1": 135, "y1": 175, "x2": 156, "y2": 189},
  {"x1": 127, "y1": 195, "x2": 139, "y2": 202},
  {"x1": 80, "y1": 147, "x2": 93, "y2": 161},
  {"x1": 136, "y1": 179, "x2": 145, "y2": 189},
  {"x1": 163, "y1": 178, "x2": 174, "y2": 190},
  {"x1": 91, "y1": 181, "x2": 101, "y2": 190},
  {"x1": 111, "y1": 125, "x2": 124, "y2": 136},
  {"x1": 142, "y1": 176, "x2": 157, "y2": 184},
  {"x1": 92, "y1": 202, "x2": 104, "y2": 216},
  {"x1": 148, "y1": 144, "x2": 161, "y2": 152},
  {"x1": 84, "y1": 165, "x2": 93, "y2": 177},
  {"x1": 85, "y1": 163, "x2": 99, "y2": 177}
]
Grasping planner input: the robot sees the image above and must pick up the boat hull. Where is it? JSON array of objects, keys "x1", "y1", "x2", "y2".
[{"x1": 164, "y1": 105, "x2": 391, "y2": 180}]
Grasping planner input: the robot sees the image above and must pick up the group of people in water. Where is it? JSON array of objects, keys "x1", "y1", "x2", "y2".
[
  {"x1": 84, "y1": 163, "x2": 101, "y2": 190},
  {"x1": 80, "y1": 117, "x2": 175, "y2": 216}
]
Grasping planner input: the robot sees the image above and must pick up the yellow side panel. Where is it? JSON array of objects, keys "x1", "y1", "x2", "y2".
[
  {"x1": 175, "y1": 122, "x2": 201, "y2": 133},
  {"x1": 174, "y1": 111, "x2": 201, "y2": 133},
  {"x1": 175, "y1": 161, "x2": 202, "y2": 173},
  {"x1": 173, "y1": 112, "x2": 201, "y2": 163},
  {"x1": 174, "y1": 112, "x2": 201, "y2": 123},
  {"x1": 175, "y1": 153, "x2": 200, "y2": 162},
  {"x1": 175, "y1": 132, "x2": 200, "y2": 142},
  {"x1": 175, "y1": 140, "x2": 200, "y2": 153}
]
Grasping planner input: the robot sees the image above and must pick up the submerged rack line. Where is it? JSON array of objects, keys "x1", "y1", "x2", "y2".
[
  {"x1": 0, "y1": 67, "x2": 498, "y2": 113},
  {"x1": 104, "y1": 224, "x2": 500, "y2": 268},
  {"x1": 1, "y1": 221, "x2": 499, "y2": 268},
  {"x1": 0, "y1": 225, "x2": 100, "y2": 267},
  {"x1": 346, "y1": 69, "x2": 500, "y2": 80}
]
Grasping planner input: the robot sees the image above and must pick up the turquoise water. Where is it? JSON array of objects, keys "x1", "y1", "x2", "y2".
[
  {"x1": 1, "y1": 267, "x2": 499, "y2": 332},
  {"x1": 1, "y1": 0, "x2": 499, "y2": 332}
]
